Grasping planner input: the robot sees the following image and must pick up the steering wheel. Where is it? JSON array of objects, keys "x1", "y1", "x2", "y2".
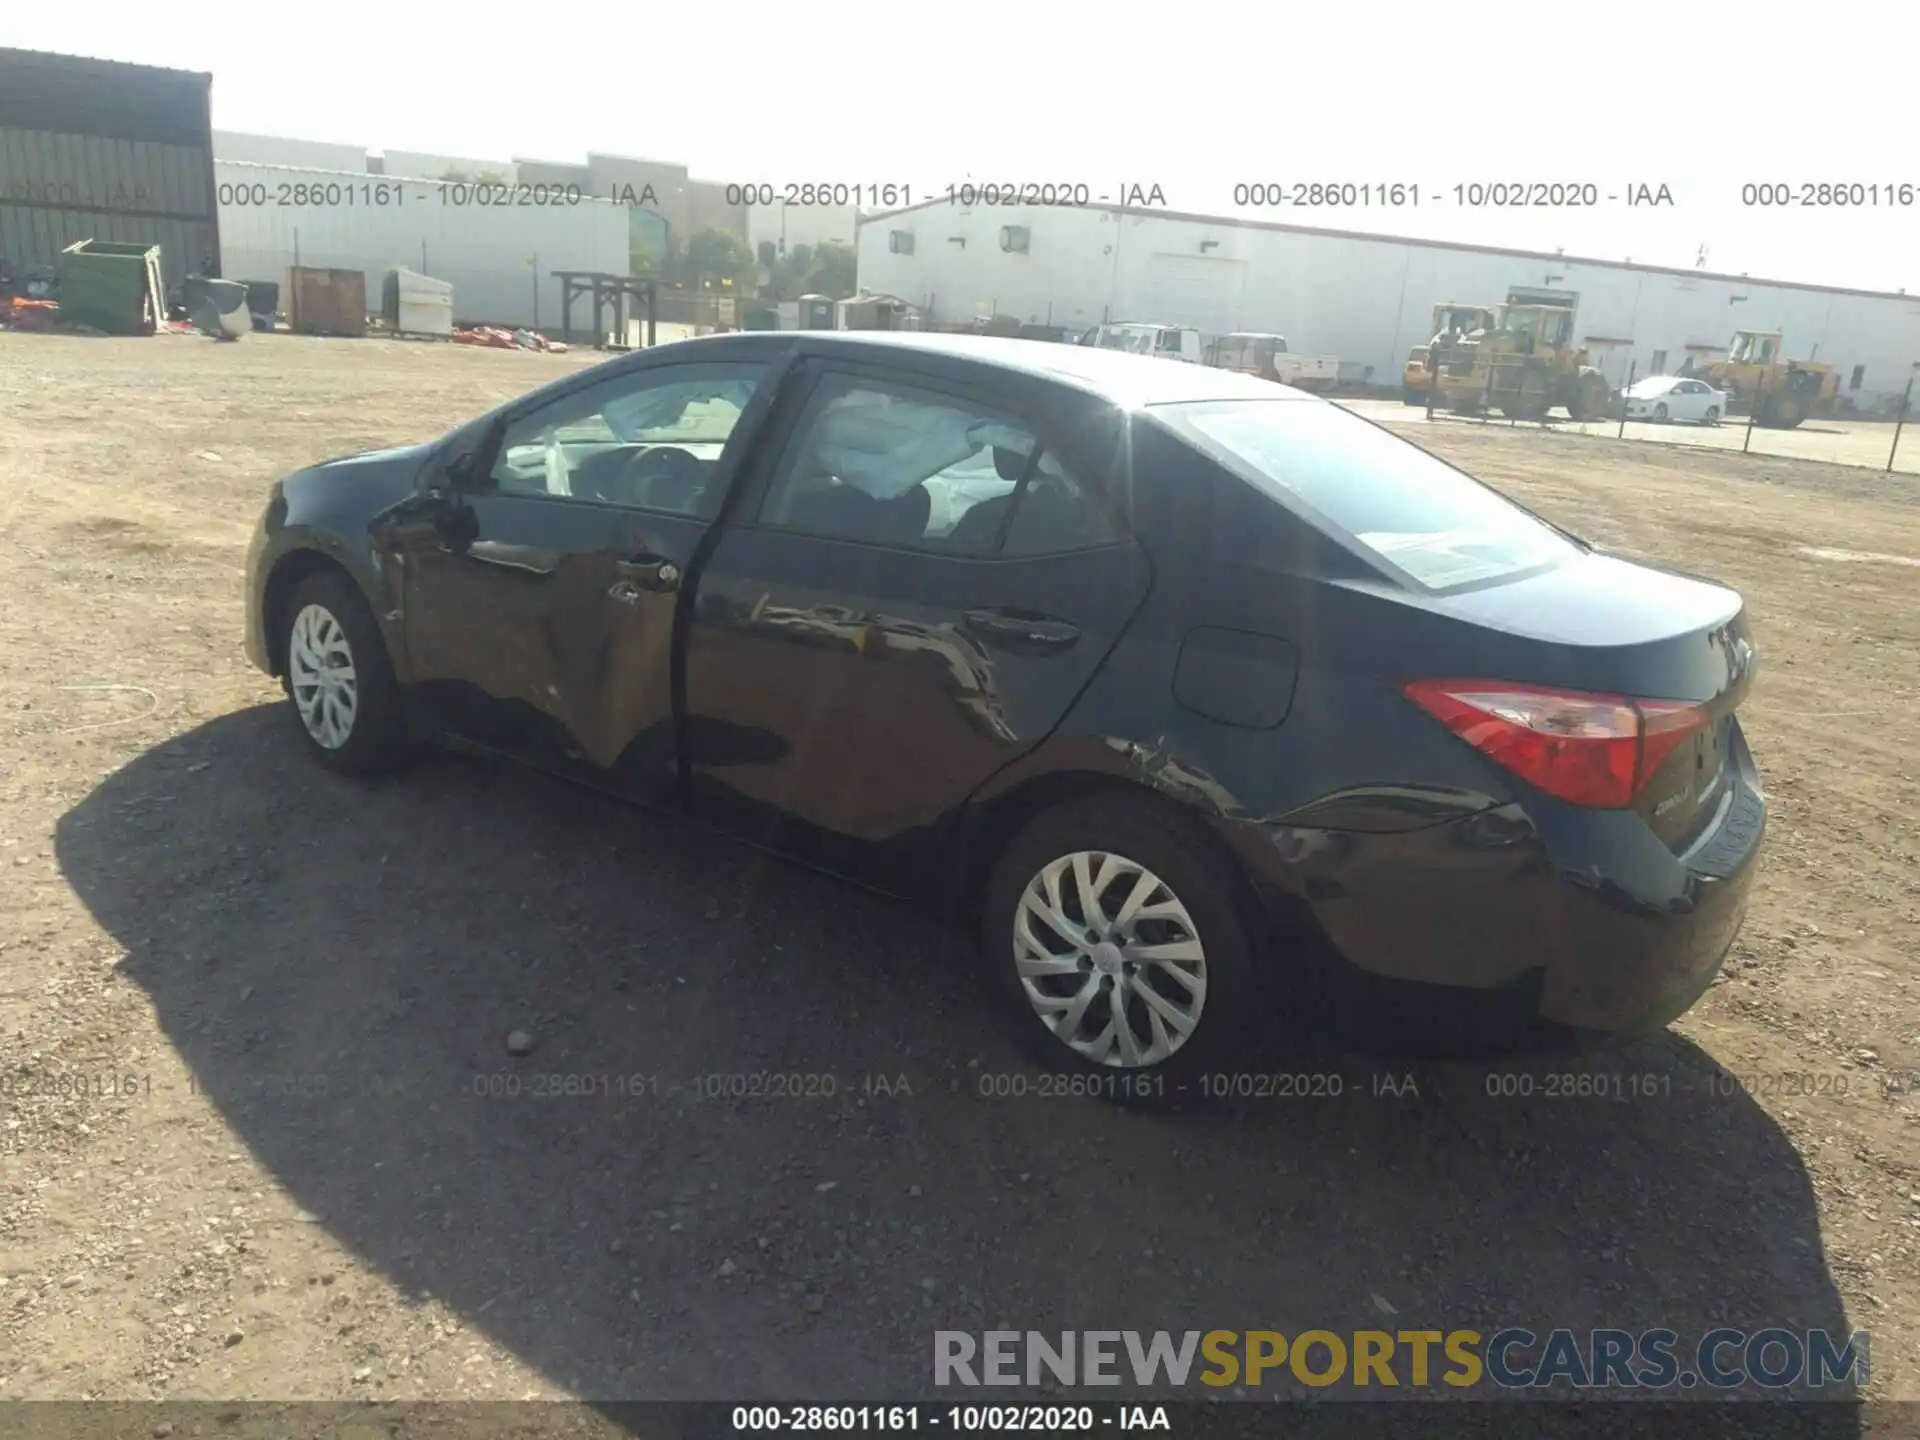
[{"x1": 604, "y1": 445, "x2": 707, "y2": 511}]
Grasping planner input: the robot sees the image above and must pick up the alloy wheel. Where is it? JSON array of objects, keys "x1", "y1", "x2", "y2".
[
  {"x1": 288, "y1": 603, "x2": 358, "y2": 749},
  {"x1": 1013, "y1": 850, "x2": 1207, "y2": 1067}
]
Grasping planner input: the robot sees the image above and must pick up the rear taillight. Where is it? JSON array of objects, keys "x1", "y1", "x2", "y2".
[{"x1": 1403, "y1": 679, "x2": 1710, "y2": 809}]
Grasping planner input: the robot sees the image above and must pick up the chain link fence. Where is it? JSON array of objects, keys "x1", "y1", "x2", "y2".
[{"x1": 1396, "y1": 350, "x2": 1920, "y2": 477}]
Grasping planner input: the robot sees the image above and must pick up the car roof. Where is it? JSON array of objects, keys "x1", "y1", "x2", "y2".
[{"x1": 670, "y1": 331, "x2": 1316, "y2": 409}]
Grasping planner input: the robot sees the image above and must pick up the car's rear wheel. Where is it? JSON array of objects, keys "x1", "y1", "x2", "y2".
[
  {"x1": 281, "y1": 569, "x2": 417, "y2": 777},
  {"x1": 1704, "y1": 405, "x2": 1720, "y2": 425},
  {"x1": 981, "y1": 796, "x2": 1263, "y2": 1101}
]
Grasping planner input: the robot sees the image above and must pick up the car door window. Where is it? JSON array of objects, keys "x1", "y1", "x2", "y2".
[
  {"x1": 1001, "y1": 450, "x2": 1121, "y2": 556},
  {"x1": 756, "y1": 372, "x2": 1126, "y2": 559},
  {"x1": 486, "y1": 362, "x2": 766, "y2": 518},
  {"x1": 757, "y1": 374, "x2": 1037, "y2": 554}
]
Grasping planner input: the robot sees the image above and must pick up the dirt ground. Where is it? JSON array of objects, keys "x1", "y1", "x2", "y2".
[{"x1": 1, "y1": 333, "x2": 1917, "y2": 1411}]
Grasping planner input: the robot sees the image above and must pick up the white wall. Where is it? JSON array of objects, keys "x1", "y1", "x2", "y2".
[
  {"x1": 214, "y1": 130, "x2": 368, "y2": 172},
  {"x1": 216, "y1": 161, "x2": 628, "y2": 330},
  {"x1": 858, "y1": 205, "x2": 1920, "y2": 407}
]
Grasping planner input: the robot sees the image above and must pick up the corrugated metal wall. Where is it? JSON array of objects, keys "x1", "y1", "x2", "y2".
[
  {"x1": 215, "y1": 161, "x2": 632, "y2": 330},
  {"x1": 0, "y1": 48, "x2": 218, "y2": 292},
  {"x1": 858, "y1": 203, "x2": 1920, "y2": 406}
]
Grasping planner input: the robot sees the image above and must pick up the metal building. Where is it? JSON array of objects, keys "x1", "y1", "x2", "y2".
[
  {"x1": 215, "y1": 160, "x2": 631, "y2": 330},
  {"x1": 214, "y1": 130, "x2": 368, "y2": 173},
  {"x1": 0, "y1": 47, "x2": 219, "y2": 293},
  {"x1": 856, "y1": 200, "x2": 1920, "y2": 413}
]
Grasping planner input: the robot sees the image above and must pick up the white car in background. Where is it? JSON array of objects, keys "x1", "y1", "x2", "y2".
[{"x1": 1623, "y1": 375, "x2": 1727, "y2": 425}]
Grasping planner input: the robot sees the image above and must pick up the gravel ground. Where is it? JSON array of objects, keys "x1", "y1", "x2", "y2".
[{"x1": 0, "y1": 334, "x2": 1915, "y2": 1413}]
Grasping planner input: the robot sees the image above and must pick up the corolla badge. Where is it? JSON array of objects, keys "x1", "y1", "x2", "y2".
[
  {"x1": 1729, "y1": 635, "x2": 1755, "y2": 684},
  {"x1": 1712, "y1": 626, "x2": 1756, "y2": 686}
]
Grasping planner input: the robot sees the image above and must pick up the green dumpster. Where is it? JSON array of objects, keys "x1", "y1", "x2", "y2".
[{"x1": 58, "y1": 240, "x2": 166, "y2": 336}]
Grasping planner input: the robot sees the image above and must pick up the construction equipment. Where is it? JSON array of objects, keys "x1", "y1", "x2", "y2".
[
  {"x1": 1434, "y1": 288, "x2": 1611, "y2": 422},
  {"x1": 1403, "y1": 302, "x2": 1496, "y2": 405},
  {"x1": 1697, "y1": 330, "x2": 1837, "y2": 429}
]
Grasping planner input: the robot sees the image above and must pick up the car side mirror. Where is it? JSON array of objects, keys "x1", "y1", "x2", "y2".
[
  {"x1": 444, "y1": 449, "x2": 478, "y2": 489},
  {"x1": 442, "y1": 417, "x2": 504, "y2": 491}
]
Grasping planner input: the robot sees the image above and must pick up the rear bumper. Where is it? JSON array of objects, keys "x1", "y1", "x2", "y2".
[{"x1": 1222, "y1": 737, "x2": 1766, "y2": 1039}]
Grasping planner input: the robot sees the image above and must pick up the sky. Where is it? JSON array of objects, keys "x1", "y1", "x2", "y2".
[{"x1": 10, "y1": 0, "x2": 1920, "y2": 292}]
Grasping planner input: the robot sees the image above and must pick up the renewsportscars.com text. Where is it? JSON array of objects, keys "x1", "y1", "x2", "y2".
[{"x1": 933, "y1": 1328, "x2": 1867, "y2": 1391}]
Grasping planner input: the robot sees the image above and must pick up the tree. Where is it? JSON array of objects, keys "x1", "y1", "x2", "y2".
[
  {"x1": 438, "y1": 167, "x2": 510, "y2": 187},
  {"x1": 801, "y1": 241, "x2": 857, "y2": 300},
  {"x1": 667, "y1": 227, "x2": 755, "y2": 291},
  {"x1": 764, "y1": 240, "x2": 857, "y2": 301}
]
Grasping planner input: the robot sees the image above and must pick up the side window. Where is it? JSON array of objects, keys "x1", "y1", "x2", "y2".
[
  {"x1": 486, "y1": 362, "x2": 765, "y2": 518},
  {"x1": 1001, "y1": 449, "x2": 1122, "y2": 557},
  {"x1": 758, "y1": 374, "x2": 1035, "y2": 554},
  {"x1": 755, "y1": 371, "x2": 1124, "y2": 558}
]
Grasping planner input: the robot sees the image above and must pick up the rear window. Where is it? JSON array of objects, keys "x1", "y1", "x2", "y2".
[{"x1": 1157, "y1": 398, "x2": 1579, "y2": 590}]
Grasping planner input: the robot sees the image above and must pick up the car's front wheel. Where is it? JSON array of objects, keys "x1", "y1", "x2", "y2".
[
  {"x1": 281, "y1": 569, "x2": 418, "y2": 777},
  {"x1": 981, "y1": 796, "x2": 1264, "y2": 1100}
]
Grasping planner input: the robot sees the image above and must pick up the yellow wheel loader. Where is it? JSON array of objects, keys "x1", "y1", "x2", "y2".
[
  {"x1": 1434, "y1": 291, "x2": 1611, "y2": 423},
  {"x1": 1403, "y1": 302, "x2": 1497, "y2": 405},
  {"x1": 1700, "y1": 330, "x2": 1837, "y2": 429}
]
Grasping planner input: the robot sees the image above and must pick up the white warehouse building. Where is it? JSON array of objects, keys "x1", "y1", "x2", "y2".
[
  {"x1": 216, "y1": 160, "x2": 629, "y2": 330},
  {"x1": 856, "y1": 201, "x2": 1920, "y2": 412}
]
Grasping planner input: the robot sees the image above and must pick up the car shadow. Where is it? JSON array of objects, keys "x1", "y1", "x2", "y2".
[{"x1": 54, "y1": 708, "x2": 1859, "y2": 1421}]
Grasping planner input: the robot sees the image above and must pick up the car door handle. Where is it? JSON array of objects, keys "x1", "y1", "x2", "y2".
[
  {"x1": 961, "y1": 607, "x2": 1080, "y2": 653},
  {"x1": 613, "y1": 554, "x2": 680, "y2": 593}
]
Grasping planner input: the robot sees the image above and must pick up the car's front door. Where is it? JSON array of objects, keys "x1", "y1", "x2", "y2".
[
  {"x1": 682, "y1": 358, "x2": 1152, "y2": 895},
  {"x1": 385, "y1": 354, "x2": 778, "y2": 801}
]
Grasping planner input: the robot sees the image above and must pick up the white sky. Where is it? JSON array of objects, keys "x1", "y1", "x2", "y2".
[{"x1": 11, "y1": 0, "x2": 1920, "y2": 292}]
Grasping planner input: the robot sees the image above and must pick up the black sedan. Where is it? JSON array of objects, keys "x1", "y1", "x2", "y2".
[{"x1": 243, "y1": 332, "x2": 1765, "y2": 1094}]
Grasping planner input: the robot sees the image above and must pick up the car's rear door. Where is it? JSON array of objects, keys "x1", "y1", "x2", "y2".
[
  {"x1": 682, "y1": 355, "x2": 1152, "y2": 895},
  {"x1": 391, "y1": 350, "x2": 782, "y2": 802}
]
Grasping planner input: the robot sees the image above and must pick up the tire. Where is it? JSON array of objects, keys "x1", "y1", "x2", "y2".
[
  {"x1": 979, "y1": 795, "x2": 1266, "y2": 1102},
  {"x1": 280, "y1": 568, "x2": 419, "y2": 777},
  {"x1": 1566, "y1": 371, "x2": 1609, "y2": 423},
  {"x1": 1704, "y1": 406, "x2": 1720, "y2": 426},
  {"x1": 1498, "y1": 367, "x2": 1551, "y2": 423},
  {"x1": 1653, "y1": 402, "x2": 1669, "y2": 422}
]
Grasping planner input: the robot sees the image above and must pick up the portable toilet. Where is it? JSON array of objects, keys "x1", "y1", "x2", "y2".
[{"x1": 796, "y1": 294, "x2": 836, "y2": 330}]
